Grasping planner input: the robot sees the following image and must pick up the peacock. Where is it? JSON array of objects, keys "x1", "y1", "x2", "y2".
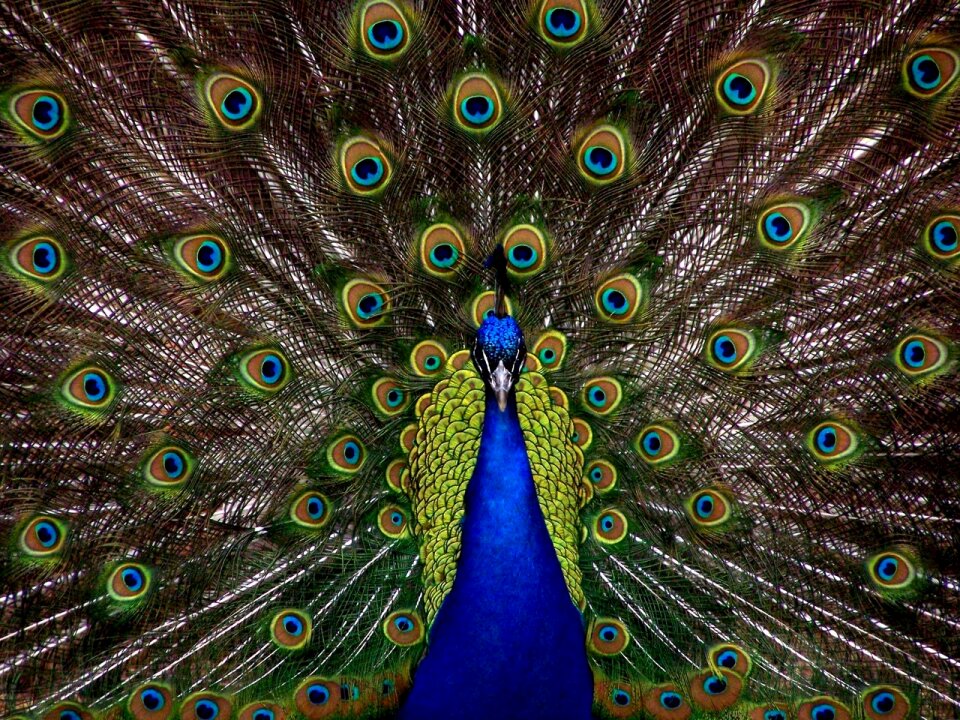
[{"x1": 1, "y1": 0, "x2": 959, "y2": 718}]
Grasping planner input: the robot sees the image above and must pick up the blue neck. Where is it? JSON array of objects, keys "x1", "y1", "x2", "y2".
[{"x1": 399, "y1": 392, "x2": 593, "y2": 720}]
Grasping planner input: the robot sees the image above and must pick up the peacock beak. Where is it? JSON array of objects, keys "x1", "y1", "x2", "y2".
[{"x1": 490, "y1": 361, "x2": 512, "y2": 412}]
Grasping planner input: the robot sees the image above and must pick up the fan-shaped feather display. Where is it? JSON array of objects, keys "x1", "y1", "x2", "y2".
[{"x1": 1, "y1": 1, "x2": 958, "y2": 719}]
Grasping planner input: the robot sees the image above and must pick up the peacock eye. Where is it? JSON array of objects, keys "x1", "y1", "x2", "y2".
[
  {"x1": 758, "y1": 202, "x2": 812, "y2": 251},
  {"x1": 576, "y1": 124, "x2": 628, "y2": 184},
  {"x1": 708, "y1": 643, "x2": 752, "y2": 676},
  {"x1": 862, "y1": 685, "x2": 910, "y2": 719},
  {"x1": 716, "y1": 59, "x2": 771, "y2": 115},
  {"x1": 302, "y1": 680, "x2": 333, "y2": 706},
  {"x1": 470, "y1": 290, "x2": 513, "y2": 327},
  {"x1": 129, "y1": 683, "x2": 174, "y2": 720},
  {"x1": 923, "y1": 215, "x2": 960, "y2": 261},
  {"x1": 343, "y1": 278, "x2": 392, "y2": 327},
  {"x1": 635, "y1": 424, "x2": 680, "y2": 466},
  {"x1": 593, "y1": 508, "x2": 627, "y2": 544},
  {"x1": 9, "y1": 89, "x2": 70, "y2": 140},
  {"x1": 340, "y1": 136, "x2": 392, "y2": 195},
  {"x1": 532, "y1": 330, "x2": 566, "y2": 370},
  {"x1": 359, "y1": 0, "x2": 412, "y2": 60},
  {"x1": 378, "y1": 504, "x2": 409, "y2": 538},
  {"x1": 706, "y1": 328, "x2": 756, "y2": 372},
  {"x1": 807, "y1": 420, "x2": 858, "y2": 463},
  {"x1": 867, "y1": 550, "x2": 917, "y2": 590},
  {"x1": 452, "y1": 73, "x2": 505, "y2": 134},
  {"x1": 570, "y1": 417, "x2": 593, "y2": 450},
  {"x1": 894, "y1": 333, "x2": 948, "y2": 378},
  {"x1": 237, "y1": 348, "x2": 291, "y2": 394},
  {"x1": 372, "y1": 377, "x2": 409, "y2": 416},
  {"x1": 797, "y1": 696, "x2": 852, "y2": 720},
  {"x1": 503, "y1": 224, "x2": 548, "y2": 277},
  {"x1": 903, "y1": 47, "x2": 959, "y2": 98},
  {"x1": 585, "y1": 459, "x2": 617, "y2": 492},
  {"x1": 171, "y1": 234, "x2": 231, "y2": 282},
  {"x1": 271, "y1": 609, "x2": 312, "y2": 649},
  {"x1": 383, "y1": 610, "x2": 424, "y2": 646},
  {"x1": 204, "y1": 73, "x2": 261, "y2": 130},
  {"x1": 539, "y1": 0, "x2": 588, "y2": 47},
  {"x1": 108, "y1": 562, "x2": 151, "y2": 601},
  {"x1": 410, "y1": 340, "x2": 448, "y2": 376},
  {"x1": 594, "y1": 273, "x2": 642, "y2": 322},
  {"x1": 686, "y1": 489, "x2": 731, "y2": 528},
  {"x1": 588, "y1": 618, "x2": 629, "y2": 655},
  {"x1": 611, "y1": 688, "x2": 632, "y2": 707},
  {"x1": 419, "y1": 223, "x2": 466, "y2": 277},
  {"x1": 183, "y1": 694, "x2": 230, "y2": 720},
  {"x1": 60, "y1": 365, "x2": 119, "y2": 414},
  {"x1": 764, "y1": 711, "x2": 787, "y2": 720},
  {"x1": 290, "y1": 490, "x2": 331, "y2": 529},
  {"x1": 581, "y1": 377, "x2": 622, "y2": 416},
  {"x1": 238, "y1": 704, "x2": 280, "y2": 720},
  {"x1": 46, "y1": 705, "x2": 90, "y2": 720},
  {"x1": 327, "y1": 434, "x2": 366, "y2": 473},
  {"x1": 20, "y1": 516, "x2": 66, "y2": 557},
  {"x1": 8, "y1": 235, "x2": 69, "y2": 283},
  {"x1": 144, "y1": 445, "x2": 195, "y2": 487}
]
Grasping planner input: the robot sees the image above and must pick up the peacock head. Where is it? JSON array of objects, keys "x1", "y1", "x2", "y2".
[{"x1": 472, "y1": 314, "x2": 526, "y2": 412}]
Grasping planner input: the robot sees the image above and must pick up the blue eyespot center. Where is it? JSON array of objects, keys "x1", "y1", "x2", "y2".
[
  {"x1": 351, "y1": 157, "x2": 385, "y2": 186},
  {"x1": 221, "y1": 87, "x2": 253, "y2": 121},
  {"x1": 811, "y1": 703, "x2": 836, "y2": 720},
  {"x1": 612, "y1": 689, "x2": 631, "y2": 706},
  {"x1": 588, "y1": 387, "x2": 606, "y2": 407},
  {"x1": 601, "y1": 288, "x2": 628, "y2": 314},
  {"x1": 931, "y1": 220, "x2": 958, "y2": 252},
  {"x1": 141, "y1": 689, "x2": 165, "y2": 711},
  {"x1": 704, "y1": 676, "x2": 727, "y2": 695},
  {"x1": 429, "y1": 242, "x2": 458, "y2": 268},
  {"x1": 32, "y1": 95, "x2": 61, "y2": 131},
  {"x1": 59, "y1": 711, "x2": 81, "y2": 720},
  {"x1": 162, "y1": 451, "x2": 185, "y2": 479},
  {"x1": 196, "y1": 241, "x2": 223, "y2": 272},
  {"x1": 716, "y1": 650, "x2": 738, "y2": 668},
  {"x1": 195, "y1": 699, "x2": 219, "y2": 720},
  {"x1": 357, "y1": 291, "x2": 384, "y2": 319},
  {"x1": 83, "y1": 372, "x2": 107, "y2": 402},
  {"x1": 584, "y1": 145, "x2": 617, "y2": 175},
  {"x1": 764, "y1": 212, "x2": 793, "y2": 242},
  {"x1": 642, "y1": 431, "x2": 662, "y2": 456},
  {"x1": 390, "y1": 511, "x2": 404, "y2": 526},
  {"x1": 695, "y1": 494, "x2": 714, "y2": 518},
  {"x1": 723, "y1": 73, "x2": 756, "y2": 105},
  {"x1": 122, "y1": 567, "x2": 144, "y2": 591},
  {"x1": 368, "y1": 19, "x2": 403, "y2": 50},
  {"x1": 600, "y1": 514, "x2": 615, "y2": 532},
  {"x1": 424, "y1": 355, "x2": 441, "y2": 370},
  {"x1": 660, "y1": 691, "x2": 682, "y2": 709},
  {"x1": 764, "y1": 711, "x2": 786, "y2": 720},
  {"x1": 461, "y1": 95, "x2": 495, "y2": 125},
  {"x1": 902, "y1": 340, "x2": 925, "y2": 368},
  {"x1": 599, "y1": 626, "x2": 618, "y2": 642},
  {"x1": 386, "y1": 388, "x2": 404, "y2": 407},
  {"x1": 307, "y1": 685, "x2": 329, "y2": 705},
  {"x1": 343, "y1": 441, "x2": 360, "y2": 464},
  {"x1": 816, "y1": 427, "x2": 837, "y2": 453},
  {"x1": 713, "y1": 335, "x2": 738, "y2": 364},
  {"x1": 508, "y1": 243, "x2": 537, "y2": 268},
  {"x1": 306, "y1": 496, "x2": 324, "y2": 519},
  {"x1": 911, "y1": 55, "x2": 941, "y2": 90},
  {"x1": 590, "y1": 467, "x2": 603, "y2": 482},
  {"x1": 35, "y1": 521, "x2": 59, "y2": 547},
  {"x1": 539, "y1": 348, "x2": 556, "y2": 363},
  {"x1": 260, "y1": 354, "x2": 283, "y2": 385},
  {"x1": 877, "y1": 556, "x2": 899, "y2": 581},
  {"x1": 394, "y1": 615, "x2": 413, "y2": 632},
  {"x1": 545, "y1": 7, "x2": 581, "y2": 39},
  {"x1": 253, "y1": 710, "x2": 274, "y2": 720},
  {"x1": 32, "y1": 241, "x2": 58, "y2": 274},
  {"x1": 871, "y1": 692, "x2": 895, "y2": 714},
  {"x1": 283, "y1": 615, "x2": 304, "y2": 636}
]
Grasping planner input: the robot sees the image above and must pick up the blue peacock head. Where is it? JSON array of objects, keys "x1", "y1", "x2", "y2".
[{"x1": 471, "y1": 245, "x2": 526, "y2": 411}]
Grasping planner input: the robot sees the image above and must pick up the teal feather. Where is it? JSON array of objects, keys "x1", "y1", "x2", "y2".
[{"x1": 0, "y1": 1, "x2": 958, "y2": 719}]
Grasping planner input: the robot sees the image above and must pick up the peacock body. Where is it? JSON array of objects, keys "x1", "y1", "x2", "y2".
[{"x1": 1, "y1": 1, "x2": 959, "y2": 719}]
